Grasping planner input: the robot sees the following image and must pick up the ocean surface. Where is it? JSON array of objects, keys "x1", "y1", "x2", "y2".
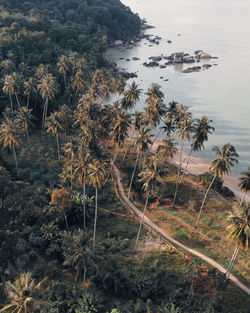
[{"x1": 108, "y1": 0, "x2": 250, "y2": 176}]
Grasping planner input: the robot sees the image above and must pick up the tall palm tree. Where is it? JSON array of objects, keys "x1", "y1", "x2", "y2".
[
  {"x1": 71, "y1": 69, "x2": 87, "y2": 98},
  {"x1": 37, "y1": 73, "x2": 58, "y2": 132},
  {"x1": 238, "y1": 167, "x2": 250, "y2": 206},
  {"x1": 62, "y1": 137, "x2": 77, "y2": 188},
  {"x1": 87, "y1": 158, "x2": 105, "y2": 249},
  {"x1": 120, "y1": 81, "x2": 142, "y2": 111},
  {"x1": 195, "y1": 143, "x2": 239, "y2": 228},
  {"x1": 57, "y1": 54, "x2": 70, "y2": 89},
  {"x1": 73, "y1": 147, "x2": 91, "y2": 230},
  {"x1": 179, "y1": 116, "x2": 215, "y2": 184},
  {"x1": 2, "y1": 72, "x2": 21, "y2": 111},
  {"x1": 46, "y1": 111, "x2": 64, "y2": 160},
  {"x1": 0, "y1": 272, "x2": 48, "y2": 313},
  {"x1": 128, "y1": 125, "x2": 152, "y2": 199},
  {"x1": 15, "y1": 107, "x2": 35, "y2": 144},
  {"x1": 134, "y1": 159, "x2": 163, "y2": 250},
  {"x1": 156, "y1": 137, "x2": 177, "y2": 163},
  {"x1": 225, "y1": 204, "x2": 249, "y2": 278},
  {"x1": 172, "y1": 114, "x2": 193, "y2": 207},
  {"x1": 112, "y1": 76, "x2": 126, "y2": 100},
  {"x1": 0, "y1": 113, "x2": 22, "y2": 168},
  {"x1": 23, "y1": 77, "x2": 36, "y2": 109},
  {"x1": 62, "y1": 229, "x2": 97, "y2": 283}
]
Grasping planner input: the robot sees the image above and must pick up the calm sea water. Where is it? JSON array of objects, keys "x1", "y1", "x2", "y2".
[{"x1": 108, "y1": 0, "x2": 250, "y2": 176}]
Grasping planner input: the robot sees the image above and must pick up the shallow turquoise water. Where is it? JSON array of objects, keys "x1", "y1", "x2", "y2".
[{"x1": 108, "y1": 0, "x2": 250, "y2": 176}]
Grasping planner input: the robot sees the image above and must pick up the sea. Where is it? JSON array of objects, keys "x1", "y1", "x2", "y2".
[{"x1": 108, "y1": 0, "x2": 250, "y2": 177}]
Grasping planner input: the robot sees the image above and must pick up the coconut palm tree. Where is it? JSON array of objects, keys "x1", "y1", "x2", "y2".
[
  {"x1": 15, "y1": 107, "x2": 35, "y2": 144},
  {"x1": 46, "y1": 111, "x2": 64, "y2": 160},
  {"x1": 23, "y1": 77, "x2": 36, "y2": 109},
  {"x1": 238, "y1": 167, "x2": 250, "y2": 206},
  {"x1": 73, "y1": 147, "x2": 91, "y2": 230},
  {"x1": 0, "y1": 113, "x2": 22, "y2": 168},
  {"x1": 87, "y1": 158, "x2": 105, "y2": 249},
  {"x1": 156, "y1": 137, "x2": 177, "y2": 163},
  {"x1": 0, "y1": 272, "x2": 49, "y2": 313},
  {"x1": 62, "y1": 229, "x2": 97, "y2": 283},
  {"x1": 195, "y1": 143, "x2": 239, "y2": 228},
  {"x1": 225, "y1": 204, "x2": 249, "y2": 278},
  {"x1": 113, "y1": 76, "x2": 126, "y2": 100},
  {"x1": 2, "y1": 72, "x2": 22, "y2": 111},
  {"x1": 134, "y1": 159, "x2": 163, "y2": 250},
  {"x1": 120, "y1": 81, "x2": 142, "y2": 111},
  {"x1": 172, "y1": 114, "x2": 193, "y2": 207},
  {"x1": 57, "y1": 54, "x2": 70, "y2": 89},
  {"x1": 179, "y1": 116, "x2": 215, "y2": 184},
  {"x1": 71, "y1": 69, "x2": 88, "y2": 98},
  {"x1": 37, "y1": 73, "x2": 58, "y2": 132},
  {"x1": 62, "y1": 137, "x2": 77, "y2": 188},
  {"x1": 128, "y1": 125, "x2": 152, "y2": 199}
]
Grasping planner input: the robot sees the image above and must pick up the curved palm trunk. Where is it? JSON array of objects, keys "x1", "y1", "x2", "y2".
[
  {"x1": 104, "y1": 136, "x2": 120, "y2": 185},
  {"x1": 134, "y1": 191, "x2": 150, "y2": 250},
  {"x1": 13, "y1": 146, "x2": 17, "y2": 169},
  {"x1": 148, "y1": 128, "x2": 162, "y2": 154},
  {"x1": 172, "y1": 142, "x2": 184, "y2": 207},
  {"x1": 93, "y1": 188, "x2": 98, "y2": 250},
  {"x1": 128, "y1": 151, "x2": 140, "y2": 200},
  {"x1": 9, "y1": 94, "x2": 13, "y2": 112},
  {"x1": 194, "y1": 174, "x2": 216, "y2": 228},
  {"x1": 56, "y1": 134, "x2": 60, "y2": 160},
  {"x1": 240, "y1": 191, "x2": 247, "y2": 207},
  {"x1": 121, "y1": 128, "x2": 136, "y2": 165},
  {"x1": 225, "y1": 246, "x2": 240, "y2": 278},
  {"x1": 15, "y1": 94, "x2": 21, "y2": 109},
  {"x1": 83, "y1": 182, "x2": 86, "y2": 230},
  {"x1": 179, "y1": 148, "x2": 193, "y2": 184},
  {"x1": 41, "y1": 98, "x2": 48, "y2": 132}
]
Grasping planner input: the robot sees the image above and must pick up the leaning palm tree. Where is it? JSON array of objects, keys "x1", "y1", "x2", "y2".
[
  {"x1": 120, "y1": 81, "x2": 142, "y2": 111},
  {"x1": 128, "y1": 125, "x2": 152, "y2": 199},
  {"x1": 87, "y1": 158, "x2": 105, "y2": 249},
  {"x1": 15, "y1": 107, "x2": 35, "y2": 144},
  {"x1": 156, "y1": 137, "x2": 177, "y2": 164},
  {"x1": 0, "y1": 272, "x2": 49, "y2": 313},
  {"x1": 0, "y1": 113, "x2": 22, "y2": 168},
  {"x1": 195, "y1": 143, "x2": 239, "y2": 228},
  {"x1": 179, "y1": 116, "x2": 215, "y2": 184},
  {"x1": 238, "y1": 167, "x2": 250, "y2": 206},
  {"x1": 46, "y1": 111, "x2": 64, "y2": 160},
  {"x1": 2, "y1": 72, "x2": 22, "y2": 111},
  {"x1": 62, "y1": 229, "x2": 97, "y2": 283},
  {"x1": 134, "y1": 159, "x2": 163, "y2": 250},
  {"x1": 225, "y1": 204, "x2": 249, "y2": 278}
]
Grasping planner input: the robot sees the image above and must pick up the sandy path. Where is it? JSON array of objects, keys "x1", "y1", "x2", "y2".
[{"x1": 112, "y1": 164, "x2": 250, "y2": 295}]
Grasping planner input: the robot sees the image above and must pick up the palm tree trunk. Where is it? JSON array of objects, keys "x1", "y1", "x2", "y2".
[
  {"x1": 121, "y1": 128, "x2": 136, "y2": 165},
  {"x1": 172, "y1": 142, "x2": 184, "y2": 207},
  {"x1": 56, "y1": 134, "x2": 60, "y2": 160},
  {"x1": 194, "y1": 174, "x2": 216, "y2": 228},
  {"x1": 63, "y1": 74, "x2": 67, "y2": 90},
  {"x1": 83, "y1": 181, "x2": 86, "y2": 230},
  {"x1": 83, "y1": 267, "x2": 87, "y2": 284},
  {"x1": 93, "y1": 188, "x2": 98, "y2": 249},
  {"x1": 179, "y1": 148, "x2": 193, "y2": 184},
  {"x1": 26, "y1": 128, "x2": 30, "y2": 145},
  {"x1": 240, "y1": 191, "x2": 247, "y2": 207},
  {"x1": 75, "y1": 266, "x2": 79, "y2": 282},
  {"x1": 128, "y1": 151, "x2": 140, "y2": 200},
  {"x1": 70, "y1": 163, "x2": 73, "y2": 189},
  {"x1": 15, "y1": 94, "x2": 21, "y2": 109},
  {"x1": 26, "y1": 94, "x2": 30, "y2": 109},
  {"x1": 148, "y1": 128, "x2": 162, "y2": 154},
  {"x1": 42, "y1": 98, "x2": 48, "y2": 132},
  {"x1": 104, "y1": 136, "x2": 120, "y2": 185},
  {"x1": 225, "y1": 246, "x2": 239, "y2": 278},
  {"x1": 134, "y1": 191, "x2": 150, "y2": 250},
  {"x1": 64, "y1": 211, "x2": 68, "y2": 229},
  {"x1": 9, "y1": 94, "x2": 13, "y2": 112},
  {"x1": 13, "y1": 146, "x2": 17, "y2": 169}
]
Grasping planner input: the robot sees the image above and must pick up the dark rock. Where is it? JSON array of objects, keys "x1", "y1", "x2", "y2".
[
  {"x1": 164, "y1": 79, "x2": 169, "y2": 81},
  {"x1": 159, "y1": 65, "x2": 166, "y2": 69},
  {"x1": 160, "y1": 76, "x2": 163, "y2": 79},
  {"x1": 125, "y1": 59, "x2": 131, "y2": 61},
  {"x1": 132, "y1": 57, "x2": 140, "y2": 61},
  {"x1": 167, "y1": 40, "x2": 172, "y2": 43},
  {"x1": 202, "y1": 64, "x2": 212, "y2": 69}
]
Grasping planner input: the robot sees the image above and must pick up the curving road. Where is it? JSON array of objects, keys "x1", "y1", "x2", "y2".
[{"x1": 112, "y1": 165, "x2": 250, "y2": 295}]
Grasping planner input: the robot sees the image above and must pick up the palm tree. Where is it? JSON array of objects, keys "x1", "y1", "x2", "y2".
[
  {"x1": 87, "y1": 159, "x2": 105, "y2": 249},
  {"x1": 0, "y1": 113, "x2": 22, "y2": 168},
  {"x1": 195, "y1": 143, "x2": 239, "y2": 228},
  {"x1": 57, "y1": 54, "x2": 70, "y2": 89},
  {"x1": 120, "y1": 81, "x2": 142, "y2": 111},
  {"x1": 71, "y1": 69, "x2": 87, "y2": 98},
  {"x1": 156, "y1": 137, "x2": 177, "y2": 163},
  {"x1": 238, "y1": 167, "x2": 250, "y2": 206},
  {"x1": 113, "y1": 76, "x2": 126, "y2": 100},
  {"x1": 2, "y1": 73, "x2": 22, "y2": 111},
  {"x1": 172, "y1": 114, "x2": 193, "y2": 207},
  {"x1": 179, "y1": 116, "x2": 214, "y2": 184},
  {"x1": 15, "y1": 107, "x2": 35, "y2": 144},
  {"x1": 225, "y1": 204, "x2": 249, "y2": 278},
  {"x1": 128, "y1": 125, "x2": 152, "y2": 199},
  {"x1": 23, "y1": 77, "x2": 36, "y2": 109},
  {"x1": 73, "y1": 147, "x2": 91, "y2": 230},
  {"x1": 62, "y1": 137, "x2": 77, "y2": 188},
  {"x1": 62, "y1": 229, "x2": 97, "y2": 283},
  {"x1": 46, "y1": 111, "x2": 64, "y2": 160},
  {"x1": 37, "y1": 73, "x2": 58, "y2": 132},
  {"x1": 134, "y1": 159, "x2": 163, "y2": 250},
  {"x1": 0, "y1": 272, "x2": 48, "y2": 313}
]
